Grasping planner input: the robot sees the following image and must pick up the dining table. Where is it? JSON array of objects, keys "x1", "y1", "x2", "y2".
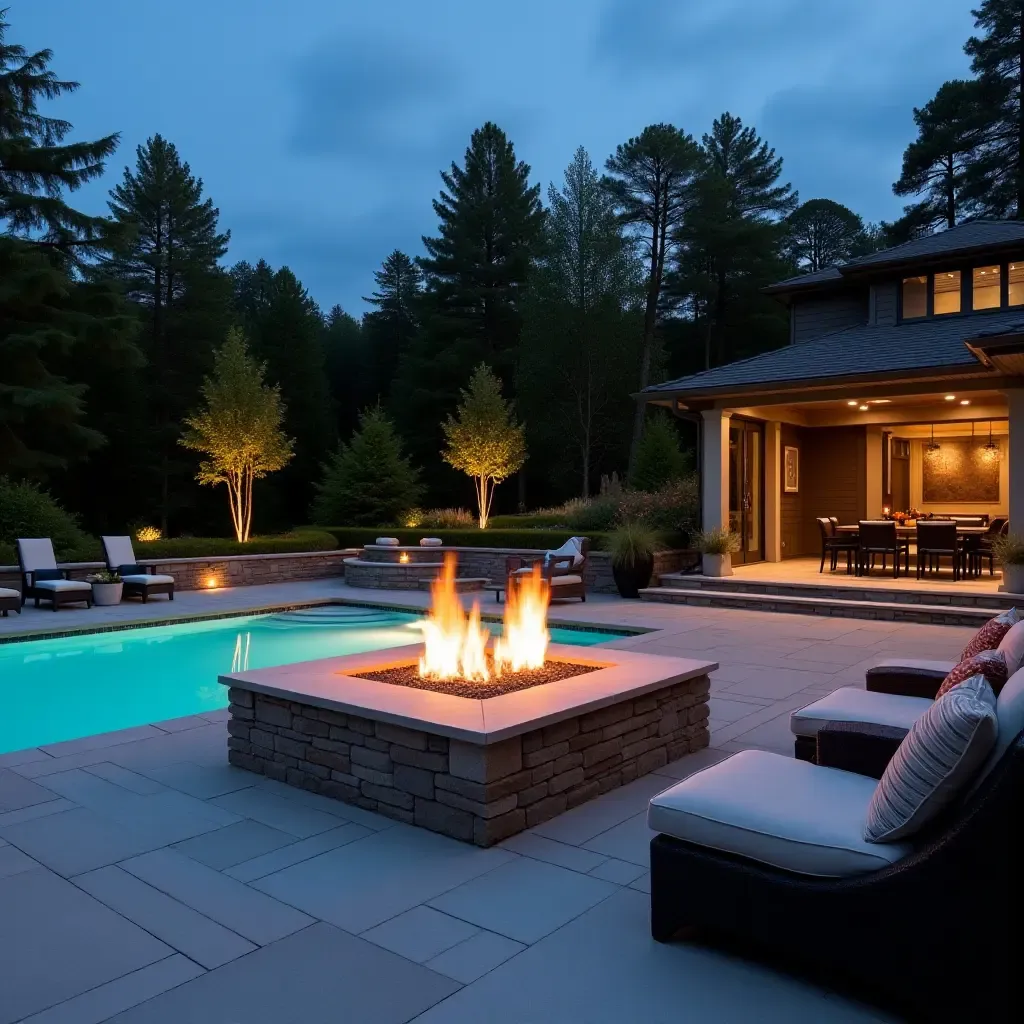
[{"x1": 834, "y1": 524, "x2": 990, "y2": 538}]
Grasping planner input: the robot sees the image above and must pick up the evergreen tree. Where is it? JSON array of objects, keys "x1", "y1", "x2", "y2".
[
  {"x1": 603, "y1": 125, "x2": 701, "y2": 472},
  {"x1": 394, "y1": 122, "x2": 544, "y2": 494},
  {"x1": 519, "y1": 147, "x2": 643, "y2": 499},
  {"x1": 0, "y1": 12, "x2": 137, "y2": 478},
  {"x1": 106, "y1": 134, "x2": 232, "y2": 533},
  {"x1": 362, "y1": 249, "x2": 421, "y2": 404},
  {"x1": 230, "y1": 259, "x2": 276, "y2": 337},
  {"x1": 311, "y1": 407, "x2": 422, "y2": 527},
  {"x1": 892, "y1": 80, "x2": 986, "y2": 232},
  {"x1": 963, "y1": 0, "x2": 1024, "y2": 216},
  {"x1": 785, "y1": 198, "x2": 869, "y2": 271},
  {"x1": 322, "y1": 304, "x2": 368, "y2": 438},
  {"x1": 630, "y1": 414, "x2": 688, "y2": 492}
]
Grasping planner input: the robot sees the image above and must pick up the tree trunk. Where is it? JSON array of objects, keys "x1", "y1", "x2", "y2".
[
  {"x1": 945, "y1": 154, "x2": 956, "y2": 228},
  {"x1": 714, "y1": 267, "x2": 728, "y2": 366},
  {"x1": 1018, "y1": 11, "x2": 1024, "y2": 218}
]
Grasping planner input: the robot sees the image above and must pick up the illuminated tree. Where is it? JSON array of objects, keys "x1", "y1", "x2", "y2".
[
  {"x1": 180, "y1": 329, "x2": 293, "y2": 542},
  {"x1": 441, "y1": 364, "x2": 526, "y2": 529}
]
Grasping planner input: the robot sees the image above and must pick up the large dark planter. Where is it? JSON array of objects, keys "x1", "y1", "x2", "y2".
[{"x1": 612, "y1": 556, "x2": 654, "y2": 599}]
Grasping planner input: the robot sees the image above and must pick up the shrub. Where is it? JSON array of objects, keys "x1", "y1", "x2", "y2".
[
  {"x1": 311, "y1": 408, "x2": 423, "y2": 527},
  {"x1": 615, "y1": 477, "x2": 699, "y2": 535},
  {"x1": 136, "y1": 530, "x2": 338, "y2": 559},
  {"x1": 321, "y1": 526, "x2": 615, "y2": 551},
  {"x1": 630, "y1": 415, "x2": 689, "y2": 491},
  {"x1": 993, "y1": 532, "x2": 1024, "y2": 566},
  {"x1": 692, "y1": 527, "x2": 740, "y2": 555},
  {"x1": 419, "y1": 508, "x2": 476, "y2": 529},
  {"x1": 607, "y1": 522, "x2": 661, "y2": 568},
  {"x1": 0, "y1": 477, "x2": 90, "y2": 560}
]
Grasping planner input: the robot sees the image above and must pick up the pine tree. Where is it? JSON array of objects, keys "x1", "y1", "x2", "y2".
[
  {"x1": 322, "y1": 304, "x2": 368, "y2": 438},
  {"x1": 519, "y1": 147, "x2": 643, "y2": 498},
  {"x1": 603, "y1": 125, "x2": 701, "y2": 473},
  {"x1": 963, "y1": 0, "x2": 1024, "y2": 216},
  {"x1": 785, "y1": 199, "x2": 869, "y2": 271},
  {"x1": 892, "y1": 80, "x2": 986, "y2": 231},
  {"x1": 630, "y1": 414, "x2": 688, "y2": 492},
  {"x1": 311, "y1": 407, "x2": 422, "y2": 527},
  {"x1": 106, "y1": 134, "x2": 231, "y2": 533},
  {"x1": 0, "y1": 11, "x2": 137, "y2": 477},
  {"x1": 362, "y1": 250, "x2": 421, "y2": 403}
]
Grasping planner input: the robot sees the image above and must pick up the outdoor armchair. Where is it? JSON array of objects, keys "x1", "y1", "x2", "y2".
[{"x1": 17, "y1": 538, "x2": 92, "y2": 611}]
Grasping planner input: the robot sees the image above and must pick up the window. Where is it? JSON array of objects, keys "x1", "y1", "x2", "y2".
[
  {"x1": 933, "y1": 270, "x2": 961, "y2": 314},
  {"x1": 1010, "y1": 263, "x2": 1024, "y2": 306},
  {"x1": 973, "y1": 265, "x2": 1002, "y2": 310},
  {"x1": 902, "y1": 275, "x2": 927, "y2": 319}
]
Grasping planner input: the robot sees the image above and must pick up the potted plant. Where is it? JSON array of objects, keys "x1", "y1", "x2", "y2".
[
  {"x1": 693, "y1": 527, "x2": 741, "y2": 577},
  {"x1": 86, "y1": 570, "x2": 123, "y2": 606},
  {"x1": 608, "y1": 523, "x2": 660, "y2": 599},
  {"x1": 993, "y1": 533, "x2": 1024, "y2": 594}
]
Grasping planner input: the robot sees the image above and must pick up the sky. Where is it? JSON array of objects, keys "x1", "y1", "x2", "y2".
[{"x1": 13, "y1": 0, "x2": 976, "y2": 315}]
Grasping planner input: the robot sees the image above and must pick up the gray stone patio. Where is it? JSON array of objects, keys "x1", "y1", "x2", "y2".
[{"x1": 0, "y1": 578, "x2": 973, "y2": 1022}]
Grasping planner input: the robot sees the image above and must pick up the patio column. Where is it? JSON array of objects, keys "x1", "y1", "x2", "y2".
[
  {"x1": 701, "y1": 409, "x2": 732, "y2": 532},
  {"x1": 1007, "y1": 389, "x2": 1024, "y2": 531},
  {"x1": 764, "y1": 421, "x2": 781, "y2": 561}
]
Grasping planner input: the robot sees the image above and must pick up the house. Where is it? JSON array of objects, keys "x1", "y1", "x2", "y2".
[{"x1": 642, "y1": 220, "x2": 1024, "y2": 564}]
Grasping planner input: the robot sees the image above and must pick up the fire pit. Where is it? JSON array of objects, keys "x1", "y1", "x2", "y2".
[{"x1": 222, "y1": 554, "x2": 715, "y2": 845}]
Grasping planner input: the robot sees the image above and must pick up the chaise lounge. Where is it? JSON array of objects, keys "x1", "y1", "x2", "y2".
[
  {"x1": 17, "y1": 538, "x2": 93, "y2": 610},
  {"x1": 102, "y1": 536, "x2": 175, "y2": 602},
  {"x1": 647, "y1": 668, "x2": 1023, "y2": 1022},
  {"x1": 506, "y1": 536, "x2": 589, "y2": 602}
]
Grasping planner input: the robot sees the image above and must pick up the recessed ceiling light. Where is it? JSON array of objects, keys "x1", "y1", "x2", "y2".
[
  {"x1": 960, "y1": 399, "x2": 971, "y2": 405},
  {"x1": 945, "y1": 395, "x2": 956, "y2": 401},
  {"x1": 868, "y1": 399, "x2": 891, "y2": 404},
  {"x1": 859, "y1": 404, "x2": 869, "y2": 411},
  {"x1": 847, "y1": 400, "x2": 858, "y2": 406}
]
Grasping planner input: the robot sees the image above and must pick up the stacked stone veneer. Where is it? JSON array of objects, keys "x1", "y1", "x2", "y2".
[{"x1": 226, "y1": 675, "x2": 710, "y2": 846}]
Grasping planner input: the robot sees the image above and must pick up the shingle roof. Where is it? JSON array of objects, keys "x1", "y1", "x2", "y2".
[
  {"x1": 645, "y1": 308, "x2": 1024, "y2": 397},
  {"x1": 763, "y1": 266, "x2": 843, "y2": 293}
]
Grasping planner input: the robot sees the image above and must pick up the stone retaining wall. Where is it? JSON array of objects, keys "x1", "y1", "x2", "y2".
[{"x1": 226, "y1": 675, "x2": 710, "y2": 846}]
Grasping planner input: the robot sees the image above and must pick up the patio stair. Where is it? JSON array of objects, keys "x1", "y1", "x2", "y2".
[{"x1": 640, "y1": 572, "x2": 1020, "y2": 626}]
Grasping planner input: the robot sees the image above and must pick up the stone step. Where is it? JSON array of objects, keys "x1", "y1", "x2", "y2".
[
  {"x1": 657, "y1": 572, "x2": 1019, "y2": 610},
  {"x1": 640, "y1": 585, "x2": 1007, "y2": 626}
]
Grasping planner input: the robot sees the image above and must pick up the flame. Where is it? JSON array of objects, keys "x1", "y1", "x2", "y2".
[
  {"x1": 399, "y1": 552, "x2": 410, "y2": 564},
  {"x1": 418, "y1": 554, "x2": 550, "y2": 682}
]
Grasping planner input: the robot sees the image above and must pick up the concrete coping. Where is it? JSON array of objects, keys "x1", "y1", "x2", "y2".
[
  {"x1": 0, "y1": 548, "x2": 361, "y2": 573},
  {"x1": 220, "y1": 642, "x2": 717, "y2": 745}
]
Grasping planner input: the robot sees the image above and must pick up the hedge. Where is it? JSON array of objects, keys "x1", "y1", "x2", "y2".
[
  {"x1": 0, "y1": 531, "x2": 338, "y2": 566},
  {"x1": 320, "y1": 527, "x2": 689, "y2": 552}
]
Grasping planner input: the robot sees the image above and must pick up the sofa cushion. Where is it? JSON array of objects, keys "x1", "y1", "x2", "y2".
[
  {"x1": 936, "y1": 649, "x2": 1008, "y2": 699},
  {"x1": 996, "y1": 619, "x2": 1024, "y2": 675},
  {"x1": 33, "y1": 578, "x2": 92, "y2": 592},
  {"x1": 791, "y1": 687, "x2": 932, "y2": 738},
  {"x1": 647, "y1": 749, "x2": 910, "y2": 877},
  {"x1": 961, "y1": 608, "x2": 1021, "y2": 660},
  {"x1": 549, "y1": 574, "x2": 582, "y2": 586},
  {"x1": 121, "y1": 574, "x2": 175, "y2": 585},
  {"x1": 864, "y1": 674, "x2": 997, "y2": 843},
  {"x1": 0, "y1": 587, "x2": 20, "y2": 599},
  {"x1": 973, "y1": 665, "x2": 1024, "y2": 788}
]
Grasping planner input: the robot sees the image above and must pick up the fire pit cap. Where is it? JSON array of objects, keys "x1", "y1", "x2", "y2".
[
  {"x1": 419, "y1": 538, "x2": 443, "y2": 547},
  {"x1": 375, "y1": 537, "x2": 400, "y2": 546}
]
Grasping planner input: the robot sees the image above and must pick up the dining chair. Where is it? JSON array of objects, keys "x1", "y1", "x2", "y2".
[
  {"x1": 857, "y1": 521, "x2": 908, "y2": 578},
  {"x1": 916, "y1": 521, "x2": 960, "y2": 580},
  {"x1": 816, "y1": 517, "x2": 857, "y2": 574}
]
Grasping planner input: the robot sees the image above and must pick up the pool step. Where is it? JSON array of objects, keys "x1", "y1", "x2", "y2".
[
  {"x1": 263, "y1": 606, "x2": 416, "y2": 628},
  {"x1": 641, "y1": 580, "x2": 1009, "y2": 626}
]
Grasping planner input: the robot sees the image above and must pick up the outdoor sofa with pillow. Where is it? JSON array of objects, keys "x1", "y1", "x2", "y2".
[
  {"x1": 506, "y1": 536, "x2": 589, "y2": 602},
  {"x1": 789, "y1": 609, "x2": 1024, "y2": 761},
  {"x1": 17, "y1": 538, "x2": 93, "y2": 610},
  {"x1": 647, "y1": 666, "x2": 1021, "y2": 1023},
  {"x1": 102, "y1": 536, "x2": 175, "y2": 602}
]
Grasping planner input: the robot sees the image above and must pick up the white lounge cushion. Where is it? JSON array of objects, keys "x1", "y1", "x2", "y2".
[
  {"x1": 0, "y1": 587, "x2": 20, "y2": 599},
  {"x1": 647, "y1": 749, "x2": 911, "y2": 877},
  {"x1": 33, "y1": 578, "x2": 91, "y2": 592},
  {"x1": 101, "y1": 535, "x2": 136, "y2": 568},
  {"x1": 121, "y1": 574, "x2": 174, "y2": 585},
  {"x1": 546, "y1": 537, "x2": 584, "y2": 567},
  {"x1": 17, "y1": 538, "x2": 57, "y2": 572},
  {"x1": 790, "y1": 686, "x2": 932, "y2": 738}
]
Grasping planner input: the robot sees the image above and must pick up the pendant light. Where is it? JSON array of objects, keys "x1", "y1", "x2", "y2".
[
  {"x1": 984, "y1": 420, "x2": 1000, "y2": 455},
  {"x1": 925, "y1": 424, "x2": 940, "y2": 453}
]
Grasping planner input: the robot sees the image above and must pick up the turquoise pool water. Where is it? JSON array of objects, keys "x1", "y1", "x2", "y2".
[{"x1": 0, "y1": 606, "x2": 625, "y2": 754}]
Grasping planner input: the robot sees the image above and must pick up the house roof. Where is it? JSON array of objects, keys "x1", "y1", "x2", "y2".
[
  {"x1": 767, "y1": 220, "x2": 1024, "y2": 296},
  {"x1": 644, "y1": 308, "x2": 1024, "y2": 400}
]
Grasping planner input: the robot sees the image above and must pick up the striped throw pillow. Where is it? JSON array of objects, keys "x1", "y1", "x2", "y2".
[
  {"x1": 961, "y1": 608, "x2": 1022, "y2": 661},
  {"x1": 936, "y1": 649, "x2": 1009, "y2": 699},
  {"x1": 864, "y1": 674, "x2": 997, "y2": 843}
]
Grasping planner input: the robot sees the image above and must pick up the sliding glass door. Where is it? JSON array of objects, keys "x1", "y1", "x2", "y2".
[{"x1": 728, "y1": 420, "x2": 764, "y2": 564}]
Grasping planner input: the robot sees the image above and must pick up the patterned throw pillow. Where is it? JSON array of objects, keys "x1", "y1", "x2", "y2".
[
  {"x1": 961, "y1": 608, "x2": 1022, "y2": 661},
  {"x1": 864, "y1": 674, "x2": 998, "y2": 843},
  {"x1": 936, "y1": 649, "x2": 1009, "y2": 699}
]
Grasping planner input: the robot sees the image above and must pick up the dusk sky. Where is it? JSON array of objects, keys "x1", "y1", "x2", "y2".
[{"x1": 16, "y1": 1, "x2": 975, "y2": 314}]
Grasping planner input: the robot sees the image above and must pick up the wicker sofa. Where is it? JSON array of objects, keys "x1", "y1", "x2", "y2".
[{"x1": 647, "y1": 667, "x2": 1024, "y2": 1022}]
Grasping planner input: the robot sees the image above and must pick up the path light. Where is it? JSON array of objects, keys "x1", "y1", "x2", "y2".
[
  {"x1": 960, "y1": 399, "x2": 971, "y2": 406},
  {"x1": 847, "y1": 400, "x2": 858, "y2": 407},
  {"x1": 858, "y1": 404, "x2": 869, "y2": 411},
  {"x1": 206, "y1": 576, "x2": 219, "y2": 589}
]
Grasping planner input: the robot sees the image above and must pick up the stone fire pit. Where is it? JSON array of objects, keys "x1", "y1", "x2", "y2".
[{"x1": 221, "y1": 643, "x2": 715, "y2": 846}]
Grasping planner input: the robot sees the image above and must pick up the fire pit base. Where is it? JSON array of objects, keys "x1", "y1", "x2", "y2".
[{"x1": 222, "y1": 644, "x2": 714, "y2": 846}]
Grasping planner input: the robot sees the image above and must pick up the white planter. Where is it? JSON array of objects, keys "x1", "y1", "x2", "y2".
[
  {"x1": 702, "y1": 553, "x2": 733, "y2": 577},
  {"x1": 1001, "y1": 564, "x2": 1024, "y2": 595},
  {"x1": 91, "y1": 582, "x2": 123, "y2": 606}
]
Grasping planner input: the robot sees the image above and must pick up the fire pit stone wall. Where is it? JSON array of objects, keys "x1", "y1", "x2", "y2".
[{"x1": 226, "y1": 670, "x2": 710, "y2": 846}]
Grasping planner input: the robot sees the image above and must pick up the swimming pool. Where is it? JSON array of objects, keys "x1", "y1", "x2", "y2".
[{"x1": 0, "y1": 605, "x2": 627, "y2": 754}]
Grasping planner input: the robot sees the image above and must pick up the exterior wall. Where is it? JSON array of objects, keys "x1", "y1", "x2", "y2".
[
  {"x1": 908, "y1": 435, "x2": 1010, "y2": 519},
  {"x1": 791, "y1": 292, "x2": 867, "y2": 344},
  {"x1": 871, "y1": 281, "x2": 899, "y2": 326},
  {"x1": 226, "y1": 678, "x2": 710, "y2": 847},
  {"x1": 780, "y1": 424, "x2": 804, "y2": 558}
]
